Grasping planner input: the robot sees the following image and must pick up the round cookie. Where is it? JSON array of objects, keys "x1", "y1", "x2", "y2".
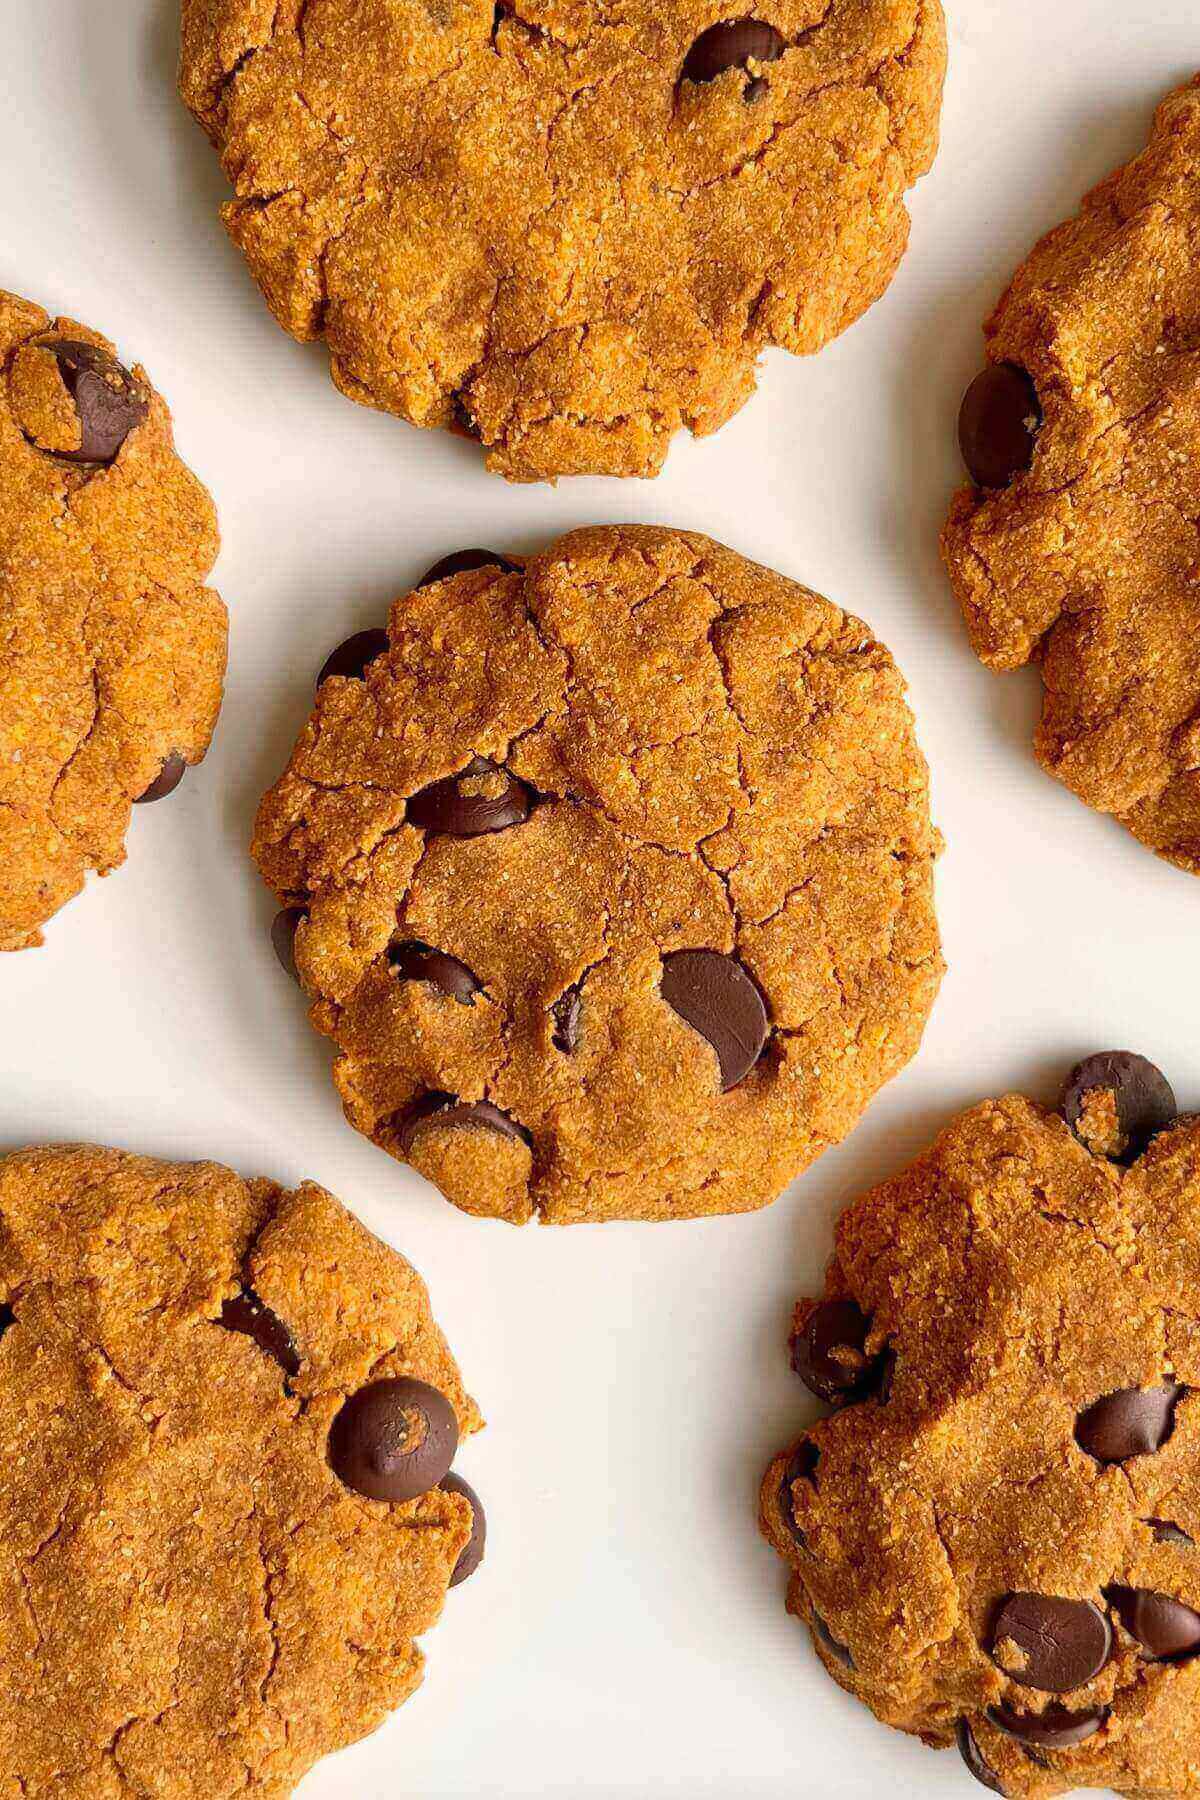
[
  {"x1": 942, "y1": 79, "x2": 1200, "y2": 876},
  {"x1": 761, "y1": 1051, "x2": 1200, "y2": 1798},
  {"x1": 0, "y1": 1143, "x2": 484, "y2": 1798},
  {"x1": 0, "y1": 291, "x2": 227, "y2": 949},
  {"x1": 179, "y1": 0, "x2": 946, "y2": 483},
  {"x1": 252, "y1": 525, "x2": 943, "y2": 1225}
]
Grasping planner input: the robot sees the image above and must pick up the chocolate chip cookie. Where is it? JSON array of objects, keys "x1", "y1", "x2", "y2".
[
  {"x1": 179, "y1": 0, "x2": 946, "y2": 482},
  {"x1": 0, "y1": 291, "x2": 227, "y2": 949},
  {"x1": 252, "y1": 525, "x2": 942, "y2": 1225},
  {"x1": 0, "y1": 1143, "x2": 483, "y2": 1798},
  {"x1": 761, "y1": 1050, "x2": 1200, "y2": 1798},
  {"x1": 942, "y1": 79, "x2": 1200, "y2": 875}
]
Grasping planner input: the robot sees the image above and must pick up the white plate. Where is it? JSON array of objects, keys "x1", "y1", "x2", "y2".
[{"x1": 1, "y1": 2, "x2": 1195, "y2": 1794}]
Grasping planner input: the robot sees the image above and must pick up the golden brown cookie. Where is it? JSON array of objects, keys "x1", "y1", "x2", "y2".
[
  {"x1": 252, "y1": 525, "x2": 942, "y2": 1225},
  {"x1": 0, "y1": 1142, "x2": 483, "y2": 1799},
  {"x1": 179, "y1": 0, "x2": 946, "y2": 482},
  {"x1": 761, "y1": 1050, "x2": 1200, "y2": 1798},
  {"x1": 0, "y1": 291, "x2": 227, "y2": 949},
  {"x1": 942, "y1": 79, "x2": 1200, "y2": 876}
]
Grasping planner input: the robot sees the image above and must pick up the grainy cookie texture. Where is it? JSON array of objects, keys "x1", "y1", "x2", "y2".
[
  {"x1": 943, "y1": 79, "x2": 1200, "y2": 876},
  {"x1": 0, "y1": 1144, "x2": 482, "y2": 1799},
  {"x1": 253, "y1": 525, "x2": 942, "y2": 1225},
  {"x1": 179, "y1": 0, "x2": 946, "y2": 482},
  {"x1": 762, "y1": 1051, "x2": 1200, "y2": 1799},
  {"x1": 0, "y1": 291, "x2": 227, "y2": 949}
]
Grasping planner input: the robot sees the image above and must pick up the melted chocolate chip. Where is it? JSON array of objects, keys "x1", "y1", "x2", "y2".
[
  {"x1": 681, "y1": 19, "x2": 785, "y2": 89},
  {"x1": 398, "y1": 1093, "x2": 531, "y2": 1155},
  {"x1": 328, "y1": 1377, "x2": 459, "y2": 1502},
  {"x1": 812, "y1": 1611, "x2": 853, "y2": 1668},
  {"x1": 134, "y1": 752, "x2": 187, "y2": 804},
  {"x1": 790, "y1": 1300, "x2": 886, "y2": 1407},
  {"x1": 956, "y1": 1719, "x2": 1006, "y2": 1794},
  {"x1": 271, "y1": 907, "x2": 305, "y2": 983},
  {"x1": 440, "y1": 1472, "x2": 487, "y2": 1586},
  {"x1": 33, "y1": 338, "x2": 148, "y2": 465},
  {"x1": 1075, "y1": 1383, "x2": 1184, "y2": 1464},
  {"x1": 316, "y1": 627, "x2": 390, "y2": 689},
  {"x1": 551, "y1": 984, "x2": 583, "y2": 1053},
  {"x1": 220, "y1": 1288, "x2": 300, "y2": 1379},
  {"x1": 777, "y1": 1441, "x2": 818, "y2": 1545},
  {"x1": 1060, "y1": 1052, "x2": 1177, "y2": 1164},
  {"x1": 0, "y1": 1304, "x2": 14, "y2": 1345},
  {"x1": 418, "y1": 549, "x2": 520, "y2": 587},
  {"x1": 988, "y1": 1593, "x2": 1111, "y2": 1693},
  {"x1": 1106, "y1": 1586, "x2": 1200, "y2": 1661},
  {"x1": 388, "y1": 940, "x2": 481, "y2": 1004},
  {"x1": 407, "y1": 757, "x2": 533, "y2": 837},
  {"x1": 958, "y1": 364, "x2": 1042, "y2": 490},
  {"x1": 659, "y1": 949, "x2": 769, "y2": 1091},
  {"x1": 986, "y1": 1701, "x2": 1107, "y2": 1750}
]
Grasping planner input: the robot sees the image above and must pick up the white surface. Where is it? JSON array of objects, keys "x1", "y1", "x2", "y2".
[{"x1": 0, "y1": 3, "x2": 1196, "y2": 1795}]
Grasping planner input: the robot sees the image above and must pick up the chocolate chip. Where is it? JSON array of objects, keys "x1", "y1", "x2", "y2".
[
  {"x1": 398, "y1": 1093, "x2": 531, "y2": 1155},
  {"x1": 1106, "y1": 1586, "x2": 1200, "y2": 1661},
  {"x1": 440, "y1": 1472, "x2": 487, "y2": 1586},
  {"x1": 0, "y1": 1304, "x2": 15, "y2": 1345},
  {"x1": 1060, "y1": 1052, "x2": 1177, "y2": 1164},
  {"x1": 988, "y1": 1593, "x2": 1111, "y2": 1693},
  {"x1": 316, "y1": 627, "x2": 389, "y2": 690},
  {"x1": 1075, "y1": 1383, "x2": 1184, "y2": 1464},
  {"x1": 986, "y1": 1701, "x2": 1107, "y2": 1750},
  {"x1": 388, "y1": 940, "x2": 481, "y2": 1005},
  {"x1": 418, "y1": 549, "x2": 520, "y2": 587},
  {"x1": 777, "y1": 1441, "x2": 818, "y2": 1545},
  {"x1": 956, "y1": 1720, "x2": 1006, "y2": 1795},
  {"x1": 790, "y1": 1300, "x2": 887, "y2": 1407},
  {"x1": 1148, "y1": 1519, "x2": 1195, "y2": 1546},
  {"x1": 328, "y1": 1377, "x2": 459, "y2": 1502},
  {"x1": 33, "y1": 338, "x2": 148, "y2": 465},
  {"x1": 551, "y1": 984, "x2": 582, "y2": 1053},
  {"x1": 812, "y1": 1611, "x2": 853, "y2": 1668},
  {"x1": 958, "y1": 364, "x2": 1042, "y2": 490},
  {"x1": 407, "y1": 757, "x2": 533, "y2": 837},
  {"x1": 659, "y1": 949, "x2": 769, "y2": 1090},
  {"x1": 680, "y1": 19, "x2": 785, "y2": 89},
  {"x1": 220, "y1": 1288, "x2": 300, "y2": 1379},
  {"x1": 271, "y1": 907, "x2": 305, "y2": 983},
  {"x1": 134, "y1": 752, "x2": 187, "y2": 804}
]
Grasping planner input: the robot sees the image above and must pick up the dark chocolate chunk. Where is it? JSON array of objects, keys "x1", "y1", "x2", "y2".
[
  {"x1": 1148, "y1": 1519, "x2": 1195, "y2": 1546},
  {"x1": 0, "y1": 1304, "x2": 14, "y2": 1345},
  {"x1": 1075, "y1": 1383, "x2": 1184, "y2": 1464},
  {"x1": 988, "y1": 1593, "x2": 1111, "y2": 1693},
  {"x1": 33, "y1": 338, "x2": 148, "y2": 465},
  {"x1": 220, "y1": 1288, "x2": 301, "y2": 1379},
  {"x1": 659, "y1": 949, "x2": 769, "y2": 1090},
  {"x1": 812, "y1": 1610, "x2": 853, "y2": 1668},
  {"x1": 398, "y1": 1093, "x2": 531, "y2": 1154},
  {"x1": 1106, "y1": 1585, "x2": 1200, "y2": 1661},
  {"x1": 777, "y1": 1441, "x2": 818, "y2": 1545},
  {"x1": 986, "y1": 1701, "x2": 1107, "y2": 1750},
  {"x1": 681, "y1": 19, "x2": 785, "y2": 88},
  {"x1": 418, "y1": 549, "x2": 520, "y2": 587},
  {"x1": 328, "y1": 1377, "x2": 459, "y2": 1502},
  {"x1": 407, "y1": 757, "x2": 532, "y2": 837},
  {"x1": 134, "y1": 752, "x2": 187, "y2": 804},
  {"x1": 1060, "y1": 1052, "x2": 1177, "y2": 1164},
  {"x1": 551, "y1": 984, "x2": 583, "y2": 1053},
  {"x1": 958, "y1": 364, "x2": 1042, "y2": 490},
  {"x1": 316, "y1": 627, "x2": 390, "y2": 689},
  {"x1": 789, "y1": 1300, "x2": 886, "y2": 1407},
  {"x1": 956, "y1": 1719, "x2": 1006, "y2": 1794},
  {"x1": 271, "y1": 907, "x2": 305, "y2": 984},
  {"x1": 388, "y1": 940, "x2": 481, "y2": 1004},
  {"x1": 440, "y1": 1472, "x2": 487, "y2": 1586}
]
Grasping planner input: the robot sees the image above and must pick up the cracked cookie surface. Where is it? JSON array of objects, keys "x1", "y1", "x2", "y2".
[
  {"x1": 761, "y1": 1052, "x2": 1200, "y2": 1797},
  {"x1": 0, "y1": 1143, "x2": 481, "y2": 1799},
  {"x1": 0, "y1": 290, "x2": 227, "y2": 950},
  {"x1": 252, "y1": 524, "x2": 942, "y2": 1225},
  {"x1": 942, "y1": 79, "x2": 1200, "y2": 876},
  {"x1": 179, "y1": 0, "x2": 945, "y2": 482}
]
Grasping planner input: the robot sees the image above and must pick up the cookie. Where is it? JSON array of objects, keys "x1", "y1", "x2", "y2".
[
  {"x1": 252, "y1": 525, "x2": 942, "y2": 1225},
  {"x1": 179, "y1": 0, "x2": 946, "y2": 482},
  {"x1": 942, "y1": 79, "x2": 1200, "y2": 876},
  {"x1": 0, "y1": 1143, "x2": 483, "y2": 1798},
  {"x1": 0, "y1": 291, "x2": 227, "y2": 949},
  {"x1": 761, "y1": 1050, "x2": 1200, "y2": 1798}
]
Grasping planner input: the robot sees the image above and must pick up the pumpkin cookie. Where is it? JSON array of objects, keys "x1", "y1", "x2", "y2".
[
  {"x1": 761, "y1": 1051, "x2": 1200, "y2": 1797},
  {"x1": 179, "y1": 0, "x2": 946, "y2": 481},
  {"x1": 0, "y1": 1143, "x2": 483, "y2": 1799},
  {"x1": 0, "y1": 290, "x2": 227, "y2": 949},
  {"x1": 942, "y1": 79, "x2": 1200, "y2": 875},
  {"x1": 252, "y1": 525, "x2": 942, "y2": 1224}
]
